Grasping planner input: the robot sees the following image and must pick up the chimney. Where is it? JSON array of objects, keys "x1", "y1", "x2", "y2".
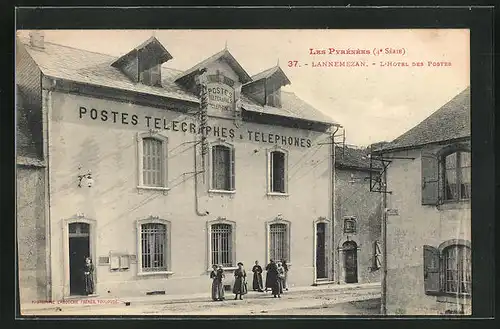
[{"x1": 29, "y1": 31, "x2": 45, "y2": 49}]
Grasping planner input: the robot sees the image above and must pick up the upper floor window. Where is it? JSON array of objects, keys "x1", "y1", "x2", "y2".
[
  {"x1": 140, "y1": 64, "x2": 162, "y2": 87},
  {"x1": 444, "y1": 151, "x2": 471, "y2": 201},
  {"x1": 211, "y1": 143, "x2": 235, "y2": 192},
  {"x1": 268, "y1": 149, "x2": 288, "y2": 194},
  {"x1": 423, "y1": 240, "x2": 471, "y2": 297},
  {"x1": 137, "y1": 133, "x2": 169, "y2": 190},
  {"x1": 343, "y1": 217, "x2": 357, "y2": 234},
  {"x1": 421, "y1": 144, "x2": 470, "y2": 206},
  {"x1": 266, "y1": 90, "x2": 281, "y2": 107}
]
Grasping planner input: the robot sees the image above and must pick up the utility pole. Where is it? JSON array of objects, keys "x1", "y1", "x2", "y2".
[{"x1": 381, "y1": 167, "x2": 388, "y2": 315}]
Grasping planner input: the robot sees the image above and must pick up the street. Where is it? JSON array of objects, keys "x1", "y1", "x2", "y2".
[{"x1": 22, "y1": 285, "x2": 381, "y2": 316}]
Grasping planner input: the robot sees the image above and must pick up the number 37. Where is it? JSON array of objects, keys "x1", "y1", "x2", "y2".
[{"x1": 288, "y1": 60, "x2": 298, "y2": 67}]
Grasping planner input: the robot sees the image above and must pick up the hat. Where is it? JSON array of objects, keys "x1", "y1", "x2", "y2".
[{"x1": 237, "y1": 262, "x2": 243, "y2": 266}]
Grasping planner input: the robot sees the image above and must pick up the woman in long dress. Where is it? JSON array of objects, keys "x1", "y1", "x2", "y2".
[
  {"x1": 252, "y1": 260, "x2": 264, "y2": 292},
  {"x1": 210, "y1": 264, "x2": 225, "y2": 301},
  {"x1": 232, "y1": 262, "x2": 248, "y2": 300},
  {"x1": 265, "y1": 259, "x2": 275, "y2": 292},
  {"x1": 83, "y1": 257, "x2": 94, "y2": 295}
]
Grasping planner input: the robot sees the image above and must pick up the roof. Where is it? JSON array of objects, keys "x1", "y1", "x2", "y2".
[
  {"x1": 19, "y1": 37, "x2": 337, "y2": 126},
  {"x1": 375, "y1": 87, "x2": 470, "y2": 153},
  {"x1": 174, "y1": 48, "x2": 252, "y2": 84},
  {"x1": 248, "y1": 65, "x2": 291, "y2": 86},
  {"x1": 335, "y1": 145, "x2": 383, "y2": 170}
]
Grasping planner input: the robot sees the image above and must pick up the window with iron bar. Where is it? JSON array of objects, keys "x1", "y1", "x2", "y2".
[
  {"x1": 211, "y1": 224, "x2": 233, "y2": 267},
  {"x1": 269, "y1": 223, "x2": 289, "y2": 262},
  {"x1": 141, "y1": 223, "x2": 168, "y2": 272}
]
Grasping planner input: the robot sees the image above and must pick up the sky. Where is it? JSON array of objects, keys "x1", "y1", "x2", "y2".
[{"x1": 18, "y1": 29, "x2": 470, "y2": 146}]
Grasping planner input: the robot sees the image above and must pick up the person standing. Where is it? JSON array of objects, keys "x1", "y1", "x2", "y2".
[
  {"x1": 277, "y1": 262, "x2": 285, "y2": 296},
  {"x1": 252, "y1": 260, "x2": 264, "y2": 292},
  {"x1": 210, "y1": 264, "x2": 225, "y2": 301},
  {"x1": 282, "y1": 260, "x2": 289, "y2": 291},
  {"x1": 266, "y1": 260, "x2": 281, "y2": 298},
  {"x1": 233, "y1": 262, "x2": 248, "y2": 300},
  {"x1": 265, "y1": 259, "x2": 276, "y2": 292},
  {"x1": 83, "y1": 257, "x2": 94, "y2": 295}
]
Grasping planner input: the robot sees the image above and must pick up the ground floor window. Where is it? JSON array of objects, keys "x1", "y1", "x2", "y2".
[
  {"x1": 211, "y1": 223, "x2": 233, "y2": 267},
  {"x1": 138, "y1": 219, "x2": 170, "y2": 273}
]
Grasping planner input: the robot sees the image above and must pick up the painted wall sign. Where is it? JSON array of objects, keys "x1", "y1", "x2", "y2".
[
  {"x1": 207, "y1": 83, "x2": 234, "y2": 112},
  {"x1": 78, "y1": 106, "x2": 312, "y2": 148}
]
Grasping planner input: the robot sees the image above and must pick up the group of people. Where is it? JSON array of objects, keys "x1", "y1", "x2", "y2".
[{"x1": 210, "y1": 259, "x2": 289, "y2": 301}]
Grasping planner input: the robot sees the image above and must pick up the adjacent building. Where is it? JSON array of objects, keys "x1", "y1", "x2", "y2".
[
  {"x1": 334, "y1": 145, "x2": 382, "y2": 286},
  {"x1": 16, "y1": 32, "x2": 342, "y2": 303},
  {"x1": 373, "y1": 87, "x2": 471, "y2": 315}
]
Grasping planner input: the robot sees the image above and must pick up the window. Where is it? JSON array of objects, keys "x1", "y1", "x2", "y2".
[
  {"x1": 211, "y1": 143, "x2": 235, "y2": 191},
  {"x1": 443, "y1": 245, "x2": 471, "y2": 295},
  {"x1": 140, "y1": 64, "x2": 162, "y2": 87},
  {"x1": 423, "y1": 240, "x2": 471, "y2": 297},
  {"x1": 210, "y1": 223, "x2": 234, "y2": 267},
  {"x1": 343, "y1": 217, "x2": 357, "y2": 234},
  {"x1": 421, "y1": 145, "x2": 471, "y2": 206},
  {"x1": 269, "y1": 223, "x2": 289, "y2": 262},
  {"x1": 137, "y1": 133, "x2": 169, "y2": 190},
  {"x1": 266, "y1": 90, "x2": 281, "y2": 107},
  {"x1": 444, "y1": 151, "x2": 471, "y2": 201},
  {"x1": 136, "y1": 218, "x2": 171, "y2": 274},
  {"x1": 269, "y1": 149, "x2": 288, "y2": 193}
]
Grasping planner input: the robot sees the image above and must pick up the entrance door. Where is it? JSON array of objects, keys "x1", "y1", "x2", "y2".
[
  {"x1": 316, "y1": 223, "x2": 327, "y2": 279},
  {"x1": 343, "y1": 241, "x2": 358, "y2": 284},
  {"x1": 69, "y1": 223, "x2": 90, "y2": 296}
]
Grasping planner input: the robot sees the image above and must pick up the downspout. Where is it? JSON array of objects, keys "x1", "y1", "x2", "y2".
[
  {"x1": 42, "y1": 77, "x2": 56, "y2": 300},
  {"x1": 330, "y1": 125, "x2": 340, "y2": 283},
  {"x1": 194, "y1": 142, "x2": 209, "y2": 217},
  {"x1": 381, "y1": 163, "x2": 388, "y2": 315}
]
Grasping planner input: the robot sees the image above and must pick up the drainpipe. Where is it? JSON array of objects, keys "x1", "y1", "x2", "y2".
[
  {"x1": 330, "y1": 126, "x2": 340, "y2": 283},
  {"x1": 194, "y1": 141, "x2": 209, "y2": 217},
  {"x1": 381, "y1": 164, "x2": 388, "y2": 315}
]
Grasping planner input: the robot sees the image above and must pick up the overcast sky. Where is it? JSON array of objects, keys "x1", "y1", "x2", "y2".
[{"x1": 19, "y1": 29, "x2": 469, "y2": 146}]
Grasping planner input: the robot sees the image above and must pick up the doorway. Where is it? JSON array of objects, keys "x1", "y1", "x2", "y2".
[
  {"x1": 69, "y1": 222, "x2": 90, "y2": 296},
  {"x1": 343, "y1": 241, "x2": 358, "y2": 284},
  {"x1": 316, "y1": 222, "x2": 327, "y2": 279}
]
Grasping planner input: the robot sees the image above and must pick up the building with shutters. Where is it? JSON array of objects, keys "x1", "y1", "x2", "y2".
[
  {"x1": 333, "y1": 145, "x2": 383, "y2": 286},
  {"x1": 373, "y1": 87, "x2": 471, "y2": 315},
  {"x1": 16, "y1": 32, "x2": 341, "y2": 303}
]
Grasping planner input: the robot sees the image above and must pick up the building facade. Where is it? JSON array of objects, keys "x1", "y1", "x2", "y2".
[
  {"x1": 334, "y1": 146, "x2": 382, "y2": 286},
  {"x1": 374, "y1": 87, "x2": 471, "y2": 315},
  {"x1": 16, "y1": 32, "x2": 341, "y2": 303}
]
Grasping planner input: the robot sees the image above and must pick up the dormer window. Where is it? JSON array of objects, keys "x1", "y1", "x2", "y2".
[
  {"x1": 111, "y1": 36, "x2": 172, "y2": 87},
  {"x1": 242, "y1": 65, "x2": 290, "y2": 107}
]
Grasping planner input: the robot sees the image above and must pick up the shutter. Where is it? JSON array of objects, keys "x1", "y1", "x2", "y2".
[
  {"x1": 421, "y1": 151, "x2": 440, "y2": 205},
  {"x1": 269, "y1": 151, "x2": 274, "y2": 192},
  {"x1": 423, "y1": 245, "x2": 441, "y2": 295},
  {"x1": 230, "y1": 147, "x2": 235, "y2": 190}
]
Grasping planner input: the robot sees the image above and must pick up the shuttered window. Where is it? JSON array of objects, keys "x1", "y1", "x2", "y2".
[
  {"x1": 269, "y1": 223, "x2": 289, "y2": 262},
  {"x1": 211, "y1": 224, "x2": 233, "y2": 267},
  {"x1": 270, "y1": 151, "x2": 286, "y2": 193},
  {"x1": 141, "y1": 223, "x2": 168, "y2": 272},
  {"x1": 143, "y1": 138, "x2": 164, "y2": 187},
  {"x1": 212, "y1": 145, "x2": 235, "y2": 191},
  {"x1": 423, "y1": 243, "x2": 471, "y2": 297}
]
